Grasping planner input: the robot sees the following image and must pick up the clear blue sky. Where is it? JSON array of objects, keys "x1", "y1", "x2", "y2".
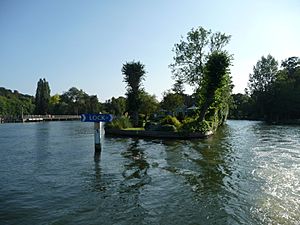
[{"x1": 0, "y1": 0, "x2": 299, "y2": 101}]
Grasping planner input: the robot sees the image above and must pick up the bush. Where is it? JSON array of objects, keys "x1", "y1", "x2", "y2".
[
  {"x1": 181, "y1": 117, "x2": 211, "y2": 133},
  {"x1": 105, "y1": 116, "x2": 132, "y2": 130},
  {"x1": 160, "y1": 115, "x2": 181, "y2": 128}
]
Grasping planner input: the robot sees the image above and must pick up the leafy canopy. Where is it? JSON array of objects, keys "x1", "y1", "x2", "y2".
[{"x1": 169, "y1": 26, "x2": 231, "y2": 87}]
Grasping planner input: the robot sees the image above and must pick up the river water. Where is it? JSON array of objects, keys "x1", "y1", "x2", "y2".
[{"x1": 0, "y1": 120, "x2": 299, "y2": 225}]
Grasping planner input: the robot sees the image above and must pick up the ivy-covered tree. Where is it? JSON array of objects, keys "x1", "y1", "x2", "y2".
[
  {"x1": 198, "y1": 51, "x2": 232, "y2": 123},
  {"x1": 35, "y1": 78, "x2": 51, "y2": 115},
  {"x1": 170, "y1": 26, "x2": 233, "y2": 131},
  {"x1": 122, "y1": 61, "x2": 146, "y2": 127}
]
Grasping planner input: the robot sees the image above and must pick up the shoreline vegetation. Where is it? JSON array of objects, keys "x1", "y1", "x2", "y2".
[{"x1": 1, "y1": 26, "x2": 300, "y2": 131}]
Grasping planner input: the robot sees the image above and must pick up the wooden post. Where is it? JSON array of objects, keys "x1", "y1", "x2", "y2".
[{"x1": 94, "y1": 122, "x2": 101, "y2": 152}]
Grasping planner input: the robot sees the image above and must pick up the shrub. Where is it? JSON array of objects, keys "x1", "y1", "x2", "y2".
[
  {"x1": 105, "y1": 116, "x2": 132, "y2": 130},
  {"x1": 160, "y1": 115, "x2": 181, "y2": 128},
  {"x1": 181, "y1": 117, "x2": 211, "y2": 133}
]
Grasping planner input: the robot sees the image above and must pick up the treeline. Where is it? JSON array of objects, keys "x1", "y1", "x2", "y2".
[
  {"x1": 229, "y1": 56, "x2": 300, "y2": 123},
  {"x1": 0, "y1": 82, "x2": 194, "y2": 118},
  {"x1": 0, "y1": 87, "x2": 35, "y2": 117}
]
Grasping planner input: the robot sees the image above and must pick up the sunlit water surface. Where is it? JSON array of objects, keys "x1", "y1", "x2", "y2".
[{"x1": 0, "y1": 120, "x2": 299, "y2": 225}]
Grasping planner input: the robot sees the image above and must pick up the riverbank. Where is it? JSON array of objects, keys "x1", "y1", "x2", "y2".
[
  {"x1": 105, "y1": 128, "x2": 213, "y2": 139},
  {"x1": 0, "y1": 115, "x2": 80, "y2": 123}
]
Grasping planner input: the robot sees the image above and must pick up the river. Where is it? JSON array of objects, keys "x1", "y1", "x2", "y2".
[{"x1": 0, "y1": 120, "x2": 299, "y2": 225}]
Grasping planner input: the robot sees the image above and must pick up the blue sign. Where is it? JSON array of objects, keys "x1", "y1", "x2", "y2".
[{"x1": 81, "y1": 114, "x2": 113, "y2": 122}]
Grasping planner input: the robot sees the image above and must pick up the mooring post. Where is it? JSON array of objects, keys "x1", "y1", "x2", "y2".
[{"x1": 94, "y1": 122, "x2": 101, "y2": 152}]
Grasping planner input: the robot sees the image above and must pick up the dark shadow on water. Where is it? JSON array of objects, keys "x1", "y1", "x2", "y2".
[
  {"x1": 192, "y1": 125, "x2": 233, "y2": 191},
  {"x1": 120, "y1": 139, "x2": 151, "y2": 192},
  {"x1": 161, "y1": 125, "x2": 235, "y2": 222},
  {"x1": 91, "y1": 151, "x2": 106, "y2": 192}
]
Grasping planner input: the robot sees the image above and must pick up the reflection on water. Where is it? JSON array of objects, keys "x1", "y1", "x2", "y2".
[
  {"x1": 0, "y1": 121, "x2": 299, "y2": 225},
  {"x1": 120, "y1": 139, "x2": 151, "y2": 192}
]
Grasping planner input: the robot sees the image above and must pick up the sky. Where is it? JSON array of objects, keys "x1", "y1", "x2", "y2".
[{"x1": 0, "y1": 0, "x2": 299, "y2": 102}]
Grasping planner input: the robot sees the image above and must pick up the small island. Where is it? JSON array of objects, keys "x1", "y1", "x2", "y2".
[{"x1": 105, "y1": 27, "x2": 232, "y2": 139}]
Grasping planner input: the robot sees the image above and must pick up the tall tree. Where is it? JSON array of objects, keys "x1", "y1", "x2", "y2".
[
  {"x1": 281, "y1": 56, "x2": 300, "y2": 77},
  {"x1": 198, "y1": 51, "x2": 232, "y2": 122},
  {"x1": 35, "y1": 78, "x2": 50, "y2": 115},
  {"x1": 122, "y1": 61, "x2": 146, "y2": 127},
  {"x1": 248, "y1": 55, "x2": 278, "y2": 94},
  {"x1": 170, "y1": 26, "x2": 233, "y2": 130},
  {"x1": 169, "y1": 26, "x2": 231, "y2": 87},
  {"x1": 247, "y1": 55, "x2": 278, "y2": 118}
]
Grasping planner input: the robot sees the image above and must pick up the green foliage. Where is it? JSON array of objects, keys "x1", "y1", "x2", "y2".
[
  {"x1": 57, "y1": 87, "x2": 102, "y2": 115},
  {"x1": 242, "y1": 55, "x2": 300, "y2": 123},
  {"x1": 160, "y1": 91, "x2": 184, "y2": 112},
  {"x1": 248, "y1": 54, "x2": 278, "y2": 94},
  {"x1": 144, "y1": 123, "x2": 177, "y2": 132},
  {"x1": 170, "y1": 26, "x2": 231, "y2": 87},
  {"x1": 172, "y1": 78, "x2": 185, "y2": 94},
  {"x1": 139, "y1": 91, "x2": 159, "y2": 117},
  {"x1": 198, "y1": 51, "x2": 232, "y2": 122},
  {"x1": 160, "y1": 115, "x2": 181, "y2": 128},
  {"x1": 170, "y1": 26, "x2": 233, "y2": 132},
  {"x1": 0, "y1": 87, "x2": 35, "y2": 118},
  {"x1": 122, "y1": 61, "x2": 146, "y2": 127},
  {"x1": 104, "y1": 96, "x2": 126, "y2": 116},
  {"x1": 181, "y1": 117, "x2": 210, "y2": 133},
  {"x1": 229, "y1": 93, "x2": 254, "y2": 119},
  {"x1": 106, "y1": 116, "x2": 132, "y2": 130},
  {"x1": 35, "y1": 78, "x2": 51, "y2": 115},
  {"x1": 0, "y1": 84, "x2": 102, "y2": 118}
]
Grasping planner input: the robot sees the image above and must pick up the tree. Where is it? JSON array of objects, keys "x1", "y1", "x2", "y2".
[
  {"x1": 281, "y1": 56, "x2": 300, "y2": 77},
  {"x1": 247, "y1": 55, "x2": 278, "y2": 118},
  {"x1": 248, "y1": 55, "x2": 278, "y2": 94},
  {"x1": 229, "y1": 93, "x2": 253, "y2": 119},
  {"x1": 0, "y1": 87, "x2": 35, "y2": 118},
  {"x1": 169, "y1": 26, "x2": 231, "y2": 87},
  {"x1": 104, "y1": 96, "x2": 126, "y2": 116},
  {"x1": 139, "y1": 91, "x2": 159, "y2": 118},
  {"x1": 49, "y1": 94, "x2": 60, "y2": 114},
  {"x1": 171, "y1": 78, "x2": 185, "y2": 95},
  {"x1": 59, "y1": 87, "x2": 101, "y2": 114},
  {"x1": 35, "y1": 78, "x2": 50, "y2": 115},
  {"x1": 122, "y1": 61, "x2": 146, "y2": 127},
  {"x1": 198, "y1": 51, "x2": 232, "y2": 122},
  {"x1": 160, "y1": 91, "x2": 184, "y2": 113}
]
